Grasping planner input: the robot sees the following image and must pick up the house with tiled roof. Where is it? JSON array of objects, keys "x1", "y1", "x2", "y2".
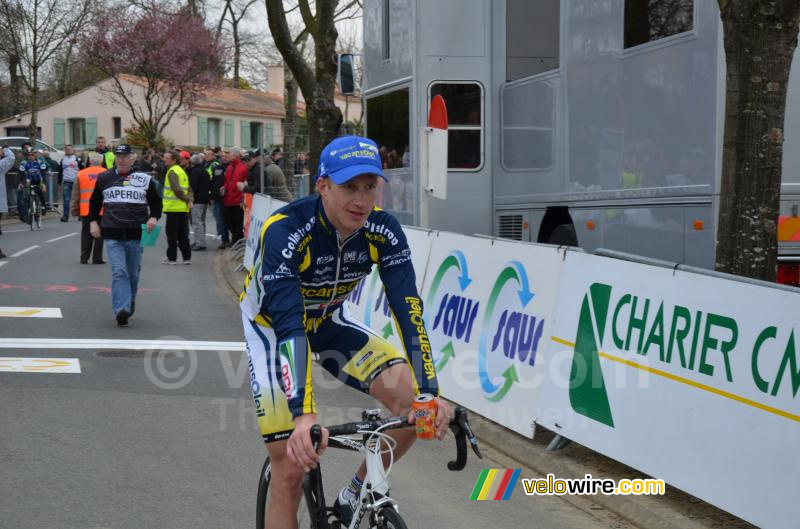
[{"x1": 0, "y1": 75, "x2": 288, "y2": 150}]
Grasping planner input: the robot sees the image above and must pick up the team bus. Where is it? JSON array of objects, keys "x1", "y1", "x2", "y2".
[{"x1": 361, "y1": 0, "x2": 800, "y2": 284}]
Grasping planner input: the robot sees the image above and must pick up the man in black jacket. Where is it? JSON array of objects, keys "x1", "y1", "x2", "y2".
[
  {"x1": 205, "y1": 148, "x2": 228, "y2": 249},
  {"x1": 188, "y1": 153, "x2": 210, "y2": 250},
  {"x1": 89, "y1": 144, "x2": 162, "y2": 327}
]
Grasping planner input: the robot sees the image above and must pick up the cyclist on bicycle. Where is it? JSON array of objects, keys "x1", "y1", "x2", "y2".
[
  {"x1": 17, "y1": 149, "x2": 48, "y2": 215},
  {"x1": 240, "y1": 135, "x2": 453, "y2": 528}
]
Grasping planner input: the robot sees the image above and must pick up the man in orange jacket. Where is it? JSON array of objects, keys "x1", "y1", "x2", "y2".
[{"x1": 71, "y1": 153, "x2": 106, "y2": 264}]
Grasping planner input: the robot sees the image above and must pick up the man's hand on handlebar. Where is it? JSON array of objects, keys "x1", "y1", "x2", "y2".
[
  {"x1": 407, "y1": 396, "x2": 453, "y2": 441},
  {"x1": 287, "y1": 413, "x2": 328, "y2": 473}
]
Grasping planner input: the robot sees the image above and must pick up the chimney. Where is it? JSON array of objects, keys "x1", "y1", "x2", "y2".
[{"x1": 267, "y1": 66, "x2": 284, "y2": 97}]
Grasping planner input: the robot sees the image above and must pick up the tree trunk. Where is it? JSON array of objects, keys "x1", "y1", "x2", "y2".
[
  {"x1": 283, "y1": 64, "x2": 299, "y2": 187},
  {"x1": 9, "y1": 53, "x2": 23, "y2": 115},
  {"x1": 28, "y1": 70, "x2": 38, "y2": 142},
  {"x1": 715, "y1": 1, "x2": 800, "y2": 281},
  {"x1": 232, "y1": 19, "x2": 240, "y2": 88}
]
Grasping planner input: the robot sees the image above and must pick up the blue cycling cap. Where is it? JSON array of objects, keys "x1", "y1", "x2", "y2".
[{"x1": 317, "y1": 136, "x2": 386, "y2": 184}]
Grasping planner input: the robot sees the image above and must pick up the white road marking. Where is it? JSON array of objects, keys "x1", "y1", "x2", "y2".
[
  {"x1": 0, "y1": 261, "x2": 6, "y2": 269},
  {"x1": 0, "y1": 307, "x2": 63, "y2": 318},
  {"x1": 10, "y1": 245, "x2": 39, "y2": 257},
  {"x1": 46, "y1": 232, "x2": 79, "y2": 243},
  {"x1": 0, "y1": 357, "x2": 81, "y2": 373},
  {"x1": 2, "y1": 228, "x2": 28, "y2": 233},
  {"x1": 0, "y1": 338, "x2": 245, "y2": 351}
]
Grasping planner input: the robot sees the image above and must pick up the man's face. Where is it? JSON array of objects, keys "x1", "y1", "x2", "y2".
[
  {"x1": 162, "y1": 153, "x2": 173, "y2": 166},
  {"x1": 116, "y1": 153, "x2": 134, "y2": 174},
  {"x1": 26, "y1": 153, "x2": 35, "y2": 163},
  {"x1": 65, "y1": 146, "x2": 74, "y2": 156},
  {"x1": 204, "y1": 150, "x2": 214, "y2": 162},
  {"x1": 96, "y1": 138, "x2": 106, "y2": 149},
  {"x1": 220, "y1": 150, "x2": 230, "y2": 163},
  {"x1": 317, "y1": 173, "x2": 379, "y2": 236},
  {"x1": 180, "y1": 156, "x2": 189, "y2": 167}
]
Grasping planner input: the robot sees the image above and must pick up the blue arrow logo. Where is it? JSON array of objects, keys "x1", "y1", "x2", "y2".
[
  {"x1": 452, "y1": 250, "x2": 472, "y2": 291},
  {"x1": 509, "y1": 260, "x2": 534, "y2": 307}
]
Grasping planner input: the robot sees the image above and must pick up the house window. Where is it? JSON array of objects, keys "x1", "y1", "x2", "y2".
[
  {"x1": 207, "y1": 118, "x2": 221, "y2": 146},
  {"x1": 430, "y1": 82, "x2": 483, "y2": 170},
  {"x1": 250, "y1": 122, "x2": 263, "y2": 149},
  {"x1": 112, "y1": 117, "x2": 122, "y2": 139},
  {"x1": 624, "y1": 0, "x2": 693, "y2": 49},
  {"x1": 68, "y1": 118, "x2": 86, "y2": 146}
]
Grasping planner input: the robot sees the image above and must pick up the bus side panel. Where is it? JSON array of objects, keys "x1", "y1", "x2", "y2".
[
  {"x1": 363, "y1": 0, "x2": 414, "y2": 91},
  {"x1": 417, "y1": 0, "x2": 493, "y2": 235}
]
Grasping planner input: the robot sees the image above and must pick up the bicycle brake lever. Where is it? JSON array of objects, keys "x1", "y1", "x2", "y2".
[
  {"x1": 310, "y1": 424, "x2": 322, "y2": 452},
  {"x1": 460, "y1": 414, "x2": 483, "y2": 460}
]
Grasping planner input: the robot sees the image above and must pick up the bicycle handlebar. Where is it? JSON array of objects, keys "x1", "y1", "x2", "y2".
[{"x1": 309, "y1": 406, "x2": 483, "y2": 471}]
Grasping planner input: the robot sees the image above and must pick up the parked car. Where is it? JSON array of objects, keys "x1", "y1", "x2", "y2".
[{"x1": 0, "y1": 136, "x2": 64, "y2": 163}]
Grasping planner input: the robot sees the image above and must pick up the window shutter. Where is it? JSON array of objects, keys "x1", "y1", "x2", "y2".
[
  {"x1": 53, "y1": 118, "x2": 65, "y2": 149},
  {"x1": 240, "y1": 120, "x2": 251, "y2": 148},
  {"x1": 86, "y1": 117, "x2": 97, "y2": 145},
  {"x1": 265, "y1": 123, "x2": 274, "y2": 148},
  {"x1": 198, "y1": 116, "x2": 208, "y2": 146},
  {"x1": 224, "y1": 119, "x2": 234, "y2": 148}
]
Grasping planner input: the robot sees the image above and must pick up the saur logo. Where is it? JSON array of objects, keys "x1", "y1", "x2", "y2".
[
  {"x1": 425, "y1": 251, "x2": 480, "y2": 372},
  {"x1": 476, "y1": 260, "x2": 540, "y2": 402}
]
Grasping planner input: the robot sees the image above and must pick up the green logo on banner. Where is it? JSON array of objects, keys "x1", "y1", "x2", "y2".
[{"x1": 570, "y1": 283, "x2": 614, "y2": 427}]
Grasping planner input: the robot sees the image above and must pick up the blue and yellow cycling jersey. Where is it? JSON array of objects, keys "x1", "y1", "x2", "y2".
[
  {"x1": 240, "y1": 194, "x2": 439, "y2": 418},
  {"x1": 20, "y1": 160, "x2": 47, "y2": 184}
]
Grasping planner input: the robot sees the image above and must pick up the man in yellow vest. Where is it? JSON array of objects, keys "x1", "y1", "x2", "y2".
[
  {"x1": 70, "y1": 153, "x2": 106, "y2": 264},
  {"x1": 161, "y1": 150, "x2": 193, "y2": 264},
  {"x1": 95, "y1": 136, "x2": 116, "y2": 169}
]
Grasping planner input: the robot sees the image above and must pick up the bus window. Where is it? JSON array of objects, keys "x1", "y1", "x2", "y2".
[
  {"x1": 366, "y1": 88, "x2": 413, "y2": 221},
  {"x1": 506, "y1": 0, "x2": 560, "y2": 81},
  {"x1": 430, "y1": 82, "x2": 483, "y2": 170},
  {"x1": 624, "y1": 0, "x2": 693, "y2": 49}
]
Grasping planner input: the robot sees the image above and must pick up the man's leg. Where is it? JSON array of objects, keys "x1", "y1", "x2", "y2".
[
  {"x1": 105, "y1": 240, "x2": 131, "y2": 316},
  {"x1": 177, "y1": 212, "x2": 191, "y2": 261},
  {"x1": 213, "y1": 201, "x2": 229, "y2": 245},
  {"x1": 164, "y1": 212, "x2": 178, "y2": 261},
  {"x1": 357, "y1": 364, "x2": 418, "y2": 480},
  {"x1": 196, "y1": 204, "x2": 208, "y2": 247},
  {"x1": 80, "y1": 217, "x2": 92, "y2": 263},
  {"x1": 125, "y1": 240, "x2": 142, "y2": 309},
  {"x1": 61, "y1": 182, "x2": 72, "y2": 221},
  {"x1": 265, "y1": 440, "x2": 305, "y2": 529}
]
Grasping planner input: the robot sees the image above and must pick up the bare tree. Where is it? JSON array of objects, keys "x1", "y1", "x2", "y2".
[
  {"x1": 218, "y1": 0, "x2": 259, "y2": 88},
  {"x1": 0, "y1": 0, "x2": 94, "y2": 142},
  {"x1": 715, "y1": 1, "x2": 800, "y2": 281},
  {"x1": 265, "y1": 0, "x2": 361, "y2": 182}
]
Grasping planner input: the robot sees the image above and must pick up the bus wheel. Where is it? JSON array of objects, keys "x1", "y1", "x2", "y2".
[{"x1": 547, "y1": 223, "x2": 578, "y2": 246}]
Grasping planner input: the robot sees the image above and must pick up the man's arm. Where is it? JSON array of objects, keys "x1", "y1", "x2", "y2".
[
  {"x1": 88, "y1": 173, "x2": 107, "y2": 222},
  {"x1": 0, "y1": 147, "x2": 15, "y2": 174},
  {"x1": 167, "y1": 170, "x2": 191, "y2": 202},
  {"x1": 69, "y1": 177, "x2": 81, "y2": 217},
  {"x1": 376, "y1": 215, "x2": 440, "y2": 397},
  {"x1": 257, "y1": 216, "x2": 315, "y2": 419},
  {"x1": 146, "y1": 178, "x2": 162, "y2": 220}
]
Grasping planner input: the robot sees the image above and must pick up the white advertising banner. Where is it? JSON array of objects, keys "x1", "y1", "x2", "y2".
[
  {"x1": 420, "y1": 233, "x2": 564, "y2": 437},
  {"x1": 346, "y1": 227, "x2": 435, "y2": 345},
  {"x1": 243, "y1": 194, "x2": 272, "y2": 271},
  {"x1": 537, "y1": 250, "x2": 800, "y2": 529}
]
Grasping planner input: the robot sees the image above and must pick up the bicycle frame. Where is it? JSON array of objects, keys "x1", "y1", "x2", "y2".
[{"x1": 305, "y1": 421, "x2": 399, "y2": 528}]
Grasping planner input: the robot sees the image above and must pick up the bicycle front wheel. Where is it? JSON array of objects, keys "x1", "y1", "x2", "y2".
[
  {"x1": 370, "y1": 507, "x2": 409, "y2": 529},
  {"x1": 256, "y1": 457, "x2": 314, "y2": 529}
]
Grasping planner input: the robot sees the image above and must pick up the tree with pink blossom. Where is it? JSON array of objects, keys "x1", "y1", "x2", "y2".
[{"x1": 83, "y1": 6, "x2": 226, "y2": 149}]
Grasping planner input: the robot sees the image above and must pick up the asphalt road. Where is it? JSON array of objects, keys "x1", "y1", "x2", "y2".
[{"x1": 0, "y1": 216, "x2": 633, "y2": 529}]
